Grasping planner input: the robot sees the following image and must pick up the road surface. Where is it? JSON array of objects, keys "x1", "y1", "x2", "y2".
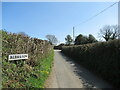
[{"x1": 45, "y1": 50, "x2": 112, "y2": 88}]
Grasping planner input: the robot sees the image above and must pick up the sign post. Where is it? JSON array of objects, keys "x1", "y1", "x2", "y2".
[{"x1": 8, "y1": 54, "x2": 28, "y2": 61}]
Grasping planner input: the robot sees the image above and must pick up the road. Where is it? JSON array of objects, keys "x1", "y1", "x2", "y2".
[{"x1": 45, "y1": 50, "x2": 112, "y2": 88}]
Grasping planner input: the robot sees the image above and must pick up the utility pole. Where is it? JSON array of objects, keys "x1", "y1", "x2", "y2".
[
  {"x1": 73, "y1": 27, "x2": 75, "y2": 43},
  {"x1": 118, "y1": 1, "x2": 120, "y2": 39}
]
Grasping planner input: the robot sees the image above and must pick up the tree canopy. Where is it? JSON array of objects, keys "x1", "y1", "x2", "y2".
[
  {"x1": 46, "y1": 35, "x2": 58, "y2": 45},
  {"x1": 98, "y1": 25, "x2": 119, "y2": 41},
  {"x1": 65, "y1": 35, "x2": 73, "y2": 45},
  {"x1": 75, "y1": 34, "x2": 97, "y2": 45}
]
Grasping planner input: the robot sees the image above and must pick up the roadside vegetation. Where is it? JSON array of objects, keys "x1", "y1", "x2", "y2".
[
  {"x1": 60, "y1": 25, "x2": 120, "y2": 87},
  {"x1": 62, "y1": 39, "x2": 120, "y2": 87},
  {"x1": 2, "y1": 30, "x2": 54, "y2": 88}
]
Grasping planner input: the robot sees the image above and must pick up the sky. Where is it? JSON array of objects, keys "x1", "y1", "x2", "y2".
[{"x1": 2, "y1": 2, "x2": 118, "y2": 43}]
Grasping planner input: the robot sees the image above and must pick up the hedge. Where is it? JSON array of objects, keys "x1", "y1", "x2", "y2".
[
  {"x1": 1, "y1": 30, "x2": 54, "y2": 88},
  {"x1": 62, "y1": 40, "x2": 120, "y2": 87}
]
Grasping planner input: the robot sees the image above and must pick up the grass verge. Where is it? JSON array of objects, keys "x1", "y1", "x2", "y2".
[{"x1": 2, "y1": 50, "x2": 54, "y2": 88}]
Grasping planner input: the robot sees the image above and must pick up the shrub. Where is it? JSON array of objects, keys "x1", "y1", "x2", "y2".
[
  {"x1": 62, "y1": 40, "x2": 120, "y2": 87},
  {"x1": 2, "y1": 30, "x2": 54, "y2": 88}
]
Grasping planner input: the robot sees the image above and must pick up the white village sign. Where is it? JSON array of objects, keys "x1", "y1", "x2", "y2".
[{"x1": 8, "y1": 54, "x2": 28, "y2": 61}]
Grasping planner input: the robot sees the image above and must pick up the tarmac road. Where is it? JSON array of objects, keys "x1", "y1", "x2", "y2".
[{"x1": 45, "y1": 50, "x2": 112, "y2": 88}]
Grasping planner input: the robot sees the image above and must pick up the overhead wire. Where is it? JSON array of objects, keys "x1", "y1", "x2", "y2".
[
  {"x1": 72, "y1": 2, "x2": 118, "y2": 42},
  {"x1": 74, "y1": 2, "x2": 118, "y2": 27}
]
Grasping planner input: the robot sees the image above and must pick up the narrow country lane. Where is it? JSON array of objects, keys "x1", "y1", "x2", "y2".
[{"x1": 45, "y1": 50, "x2": 112, "y2": 88}]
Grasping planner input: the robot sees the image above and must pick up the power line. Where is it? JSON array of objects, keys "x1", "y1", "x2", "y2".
[
  {"x1": 72, "y1": 2, "x2": 118, "y2": 41},
  {"x1": 74, "y1": 2, "x2": 118, "y2": 27}
]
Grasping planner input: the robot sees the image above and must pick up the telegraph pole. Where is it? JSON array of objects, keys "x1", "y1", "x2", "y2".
[
  {"x1": 118, "y1": 1, "x2": 120, "y2": 39},
  {"x1": 73, "y1": 27, "x2": 75, "y2": 43}
]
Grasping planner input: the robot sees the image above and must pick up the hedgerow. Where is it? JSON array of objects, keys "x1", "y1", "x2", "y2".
[
  {"x1": 1, "y1": 30, "x2": 54, "y2": 88},
  {"x1": 62, "y1": 40, "x2": 120, "y2": 87}
]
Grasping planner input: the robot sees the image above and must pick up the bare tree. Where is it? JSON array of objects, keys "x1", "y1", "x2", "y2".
[
  {"x1": 119, "y1": 25, "x2": 120, "y2": 39},
  {"x1": 111, "y1": 25, "x2": 119, "y2": 40},
  {"x1": 98, "y1": 25, "x2": 119, "y2": 41},
  {"x1": 46, "y1": 35, "x2": 58, "y2": 45}
]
